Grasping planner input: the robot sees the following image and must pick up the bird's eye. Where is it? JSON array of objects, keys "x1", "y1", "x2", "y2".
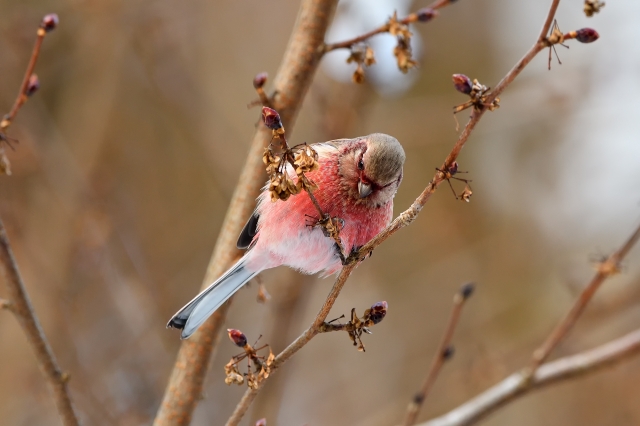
[{"x1": 357, "y1": 158, "x2": 364, "y2": 170}]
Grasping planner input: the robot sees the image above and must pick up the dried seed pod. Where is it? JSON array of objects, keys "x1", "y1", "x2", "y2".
[
  {"x1": 352, "y1": 65, "x2": 365, "y2": 84},
  {"x1": 364, "y1": 46, "x2": 376, "y2": 66},
  {"x1": 459, "y1": 185, "x2": 473, "y2": 202},
  {"x1": 262, "y1": 148, "x2": 281, "y2": 175},
  {"x1": 228, "y1": 329, "x2": 248, "y2": 347},
  {"x1": 394, "y1": 37, "x2": 417, "y2": 74},
  {"x1": 584, "y1": 0, "x2": 605, "y2": 17},
  {"x1": 293, "y1": 146, "x2": 319, "y2": 176}
]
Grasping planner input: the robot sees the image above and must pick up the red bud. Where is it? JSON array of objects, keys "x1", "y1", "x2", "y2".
[
  {"x1": 41, "y1": 14, "x2": 59, "y2": 32},
  {"x1": 575, "y1": 28, "x2": 599, "y2": 43},
  {"x1": 227, "y1": 329, "x2": 248, "y2": 347},
  {"x1": 368, "y1": 301, "x2": 388, "y2": 324},
  {"x1": 26, "y1": 74, "x2": 40, "y2": 97},
  {"x1": 262, "y1": 107, "x2": 283, "y2": 130},
  {"x1": 416, "y1": 8, "x2": 438, "y2": 22},
  {"x1": 253, "y1": 72, "x2": 268, "y2": 89},
  {"x1": 452, "y1": 74, "x2": 472, "y2": 94}
]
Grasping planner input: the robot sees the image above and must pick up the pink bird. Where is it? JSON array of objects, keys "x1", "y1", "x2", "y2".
[{"x1": 168, "y1": 133, "x2": 405, "y2": 338}]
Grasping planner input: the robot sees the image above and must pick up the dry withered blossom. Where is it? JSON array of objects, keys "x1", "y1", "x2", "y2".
[
  {"x1": 452, "y1": 75, "x2": 500, "y2": 115},
  {"x1": 436, "y1": 161, "x2": 473, "y2": 202},
  {"x1": 319, "y1": 301, "x2": 388, "y2": 351},
  {"x1": 584, "y1": 0, "x2": 605, "y2": 17},
  {"x1": 224, "y1": 329, "x2": 275, "y2": 389},
  {"x1": 346, "y1": 44, "x2": 376, "y2": 83}
]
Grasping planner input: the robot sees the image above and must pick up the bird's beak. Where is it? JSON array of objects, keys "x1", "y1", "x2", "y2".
[{"x1": 358, "y1": 180, "x2": 372, "y2": 198}]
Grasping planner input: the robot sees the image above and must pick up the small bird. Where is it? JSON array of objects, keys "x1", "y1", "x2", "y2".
[{"x1": 168, "y1": 133, "x2": 405, "y2": 338}]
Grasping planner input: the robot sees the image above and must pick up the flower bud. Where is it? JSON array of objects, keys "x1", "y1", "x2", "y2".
[
  {"x1": 368, "y1": 301, "x2": 388, "y2": 325},
  {"x1": 460, "y1": 282, "x2": 475, "y2": 299},
  {"x1": 41, "y1": 14, "x2": 59, "y2": 32},
  {"x1": 26, "y1": 74, "x2": 40, "y2": 97},
  {"x1": 227, "y1": 329, "x2": 248, "y2": 347},
  {"x1": 416, "y1": 8, "x2": 438, "y2": 22},
  {"x1": 575, "y1": 28, "x2": 599, "y2": 43},
  {"x1": 262, "y1": 107, "x2": 283, "y2": 130},
  {"x1": 452, "y1": 74, "x2": 473, "y2": 94},
  {"x1": 443, "y1": 345, "x2": 455, "y2": 360},
  {"x1": 253, "y1": 72, "x2": 268, "y2": 89}
]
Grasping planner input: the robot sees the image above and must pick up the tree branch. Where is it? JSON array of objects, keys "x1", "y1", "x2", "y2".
[
  {"x1": 419, "y1": 328, "x2": 640, "y2": 426},
  {"x1": 0, "y1": 220, "x2": 80, "y2": 426},
  {"x1": 153, "y1": 1, "x2": 339, "y2": 424},
  {"x1": 404, "y1": 284, "x2": 475, "y2": 426}
]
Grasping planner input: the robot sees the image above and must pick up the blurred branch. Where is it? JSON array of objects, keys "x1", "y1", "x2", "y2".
[
  {"x1": 226, "y1": 1, "x2": 578, "y2": 423},
  {"x1": 528, "y1": 223, "x2": 640, "y2": 373},
  {"x1": 419, "y1": 328, "x2": 640, "y2": 426},
  {"x1": 0, "y1": 14, "x2": 57, "y2": 175},
  {"x1": 0, "y1": 220, "x2": 80, "y2": 426},
  {"x1": 0, "y1": 14, "x2": 79, "y2": 426},
  {"x1": 323, "y1": 0, "x2": 456, "y2": 52},
  {"x1": 153, "y1": 1, "x2": 339, "y2": 425},
  {"x1": 404, "y1": 283, "x2": 475, "y2": 426}
]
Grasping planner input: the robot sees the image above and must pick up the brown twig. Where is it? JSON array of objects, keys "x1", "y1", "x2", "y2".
[
  {"x1": 323, "y1": 0, "x2": 454, "y2": 52},
  {"x1": 0, "y1": 14, "x2": 79, "y2": 426},
  {"x1": 528, "y1": 223, "x2": 640, "y2": 373},
  {"x1": 0, "y1": 220, "x2": 80, "y2": 426},
  {"x1": 225, "y1": 1, "x2": 569, "y2": 423},
  {"x1": 419, "y1": 328, "x2": 640, "y2": 426},
  {"x1": 153, "y1": 1, "x2": 339, "y2": 425},
  {"x1": 404, "y1": 283, "x2": 475, "y2": 426}
]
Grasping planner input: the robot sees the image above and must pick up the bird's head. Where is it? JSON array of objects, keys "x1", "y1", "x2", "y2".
[{"x1": 338, "y1": 133, "x2": 406, "y2": 207}]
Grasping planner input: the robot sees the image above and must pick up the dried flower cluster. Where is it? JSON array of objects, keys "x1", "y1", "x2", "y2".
[
  {"x1": 319, "y1": 301, "x2": 388, "y2": 351},
  {"x1": 452, "y1": 74, "x2": 500, "y2": 115},
  {"x1": 261, "y1": 107, "x2": 320, "y2": 202},
  {"x1": 224, "y1": 329, "x2": 275, "y2": 389},
  {"x1": 347, "y1": 44, "x2": 376, "y2": 83},
  {"x1": 583, "y1": 0, "x2": 605, "y2": 17},
  {"x1": 436, "y1": 161, "x2": 473, "y2": 202},
  {"x1": 389, "y1": 12, "x2": 418, "y2": 74}
]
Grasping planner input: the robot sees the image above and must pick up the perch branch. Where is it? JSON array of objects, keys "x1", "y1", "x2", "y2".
[
  {"x1": 153, "y1": 1, "x2": 339, "y2": 425},
  {"x1": 419, "y1": 328, "x2": 640, "y2": 426}
]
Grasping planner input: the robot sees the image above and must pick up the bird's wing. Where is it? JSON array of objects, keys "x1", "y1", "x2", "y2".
[{"x1": 236, "y1": 211, "x2": 260, "y2": 249}]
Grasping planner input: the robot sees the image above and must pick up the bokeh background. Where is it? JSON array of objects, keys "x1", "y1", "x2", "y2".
[{"x1": 1, "y1": 0, "x2": 640, "y2": 425}]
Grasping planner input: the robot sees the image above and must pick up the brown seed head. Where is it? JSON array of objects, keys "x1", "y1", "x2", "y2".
[
  {"x1": 227, "y1": 329, "x2": 247, "y2": 347},
  {"x1": 575, "y1": 28, "x2": 600, "y2": 43},
  {"x1": 41, "y1": 14, "x2": 59, "y2": 32}
]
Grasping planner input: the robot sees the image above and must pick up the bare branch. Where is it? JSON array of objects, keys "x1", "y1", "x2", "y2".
[
  {"x1": 419, "y1": 328, "x2": 640, "y2": 426},
  {"x1": 404, "y1": 283, "x2": 475, "y2": 426},
  {"x1": 529, "y1": 223, "x2": 640, "y2": 372},
  {"x1": 0, "y1": 220, "x2": 80, "y2": 426},
  {"x1": 154, "y1": 1, "x2": 339, "y2": 424}
]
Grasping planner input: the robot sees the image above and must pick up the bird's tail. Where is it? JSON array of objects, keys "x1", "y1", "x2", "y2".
[{"x1": 167, "y1": 257, "x2": 257, "y2": 339}]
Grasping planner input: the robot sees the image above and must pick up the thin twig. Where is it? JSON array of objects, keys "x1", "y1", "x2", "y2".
[
  {"x1": 419, "y1": 328, "x2": 640, "y2": 426},
  {"x1": 225, "y1": 1, "x2": 566, "y2": 423},
  {"x1": 404, "y1": 284, "x2": 475, "y2": 426},
  {"x1": 0, "y1": 220, "x2": 80, "y2": 426},
  {"x1": 323, "y1": 0, "x2": 455, "y2": 52},
  {"x1": 153, "y1": 1, "x2": 339, "y2": 425},
  {"x1": 528, "y1": 223, "x2": 640, "y2": 372}
]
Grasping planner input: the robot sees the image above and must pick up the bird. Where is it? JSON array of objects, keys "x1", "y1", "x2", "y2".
[{"x1": 167, "y1": 133, "x2": 405, "y2": 338}]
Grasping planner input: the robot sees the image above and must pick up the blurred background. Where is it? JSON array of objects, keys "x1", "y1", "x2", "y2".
[{"x1": 1, "y1": 0, "x2": 639, "y2": 425}]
